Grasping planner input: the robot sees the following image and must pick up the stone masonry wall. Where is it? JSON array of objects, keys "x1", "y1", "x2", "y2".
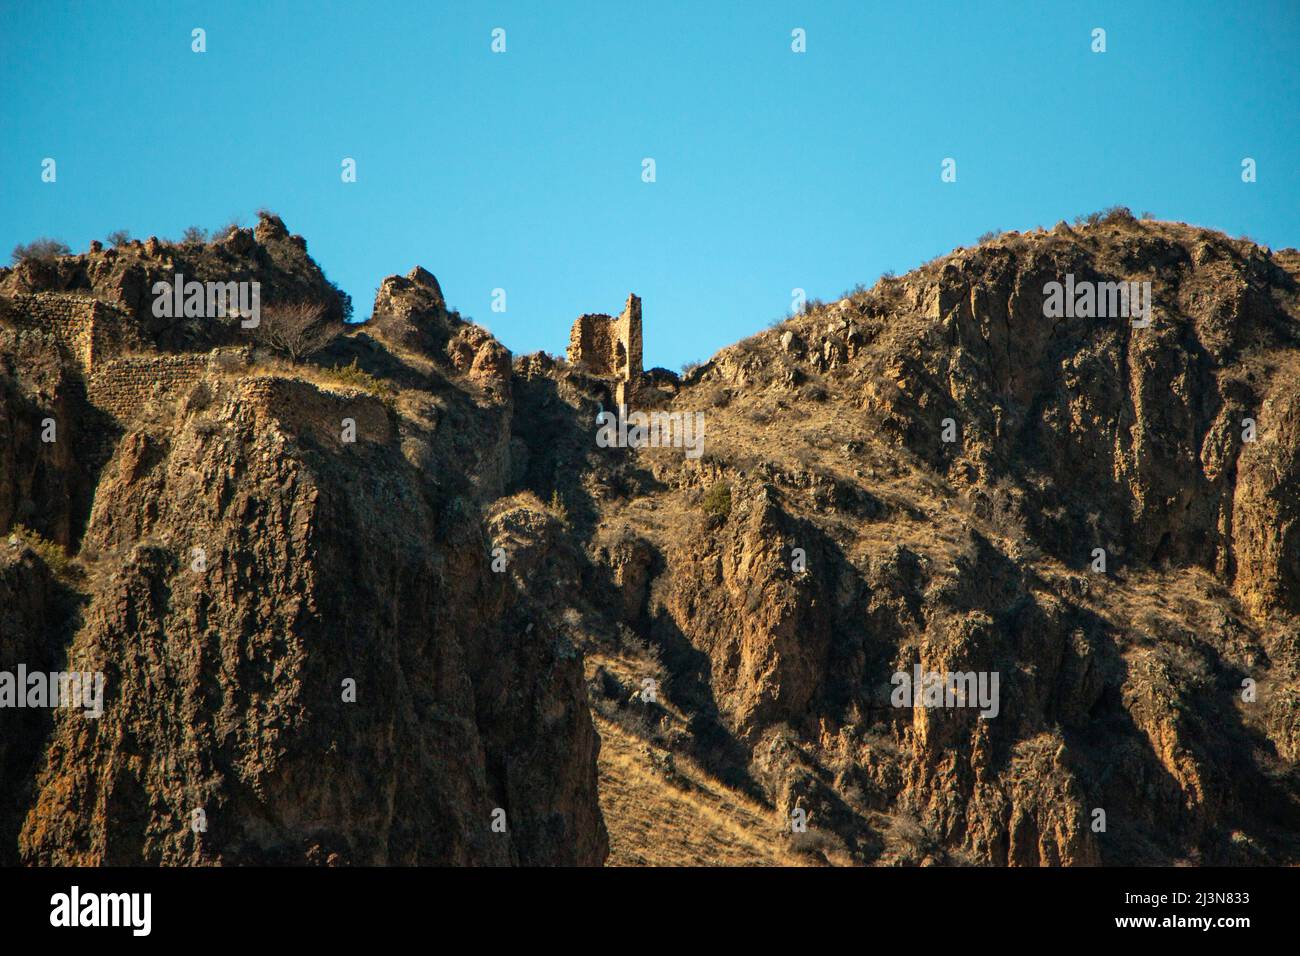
[
  {"x1": 9, "y1": 291, "x2": 251, "y2": 424},
  {"x1": 567, "y1": 314, "x2": 617, "y2": 375},
  {"x1": 565, "y1": 293, "x2": 643, "y2": 405},
  {"x1": 11, "y1": 293, "x2": 100, "y2": 369},
  {"x1": 87, "y1": 349, "x2": 250, "y2": 423},
  {"x1": 613, "y1": 294, "x2": 642, "y2": 405},
  {"x1": 241, "y1": 376, "x2": 393, "y2": 446},
  {"x1": 9, "y1": 293, "x2": 141, "y2": 371}
]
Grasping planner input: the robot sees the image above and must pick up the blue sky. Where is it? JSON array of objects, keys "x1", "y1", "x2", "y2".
[{"x1": 3, "y1": 1, "x2": 1297, "y2": 371}]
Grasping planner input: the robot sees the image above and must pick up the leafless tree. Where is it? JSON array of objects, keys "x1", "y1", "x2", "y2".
[{"x1": 253, "y1": 300, "x2": 343, "y2": 363}]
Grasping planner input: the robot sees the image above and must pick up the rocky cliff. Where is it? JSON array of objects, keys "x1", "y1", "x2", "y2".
[
  {"x1": 570, "y1": 214, "x2": 1300, "y2": 865},
  {"x1": 1, "y1": 210, "x2": 1296, "y2": 865},
  {"x1": 0, "y1": 216, "x2": 604, "y2": 865}
]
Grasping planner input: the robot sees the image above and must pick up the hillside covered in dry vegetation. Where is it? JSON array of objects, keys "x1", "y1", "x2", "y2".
[{"x1": 2, "y1": 210, "x2": 1297, "y2": 865}]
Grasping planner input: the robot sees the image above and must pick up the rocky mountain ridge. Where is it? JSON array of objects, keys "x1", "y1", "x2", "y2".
[{"x1": 1, "y1": 210, "x2": 1297, "y2": 865}]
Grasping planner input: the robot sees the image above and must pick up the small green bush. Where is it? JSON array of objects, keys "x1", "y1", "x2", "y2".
[
  {"x1": 322, "y1": 359, "x2": 396, "y2": 402},
  {"x1": 10, "y1": 524, "x2": 73, "y2": 577},
  {"x1": 548, "y1": 488, "x2": 569, "y2": 523},
  {"x1": 701, "y1": 481, "x2": 732, "y2": 521}
]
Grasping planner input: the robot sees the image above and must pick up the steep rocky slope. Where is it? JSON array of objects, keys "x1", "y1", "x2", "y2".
[
  {"x1": 1, "y1": 211, "x2": 1296, "y2": 866},
  {"x1": 0, "y1": 216, "x2": 604, "y2": 865},
  {"x1": 557, "y1": 215, "x2": 1300, "y2": 865}
]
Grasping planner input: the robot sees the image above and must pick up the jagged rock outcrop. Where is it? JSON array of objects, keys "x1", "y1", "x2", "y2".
[
  {"x1": 662, "y1": 484, "x2": 834, "y2": 738},
  {"x1": 0, "y1": 542, "x2": 60, "y2": 865},
  {"x1": 0, "y1": 219, "x2": 605, "y2": 866},
  {"x1": 18, "y1": 377, "x2": 603, "y2": 863},
  {"x1": 0, "y1": 211, "x2": 352, "y2": 351}
]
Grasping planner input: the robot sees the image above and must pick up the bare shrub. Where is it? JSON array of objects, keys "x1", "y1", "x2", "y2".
[
  {"x1": 253, "y1": 301, "x2": 343, "y2": 363},
  {"x1": 1074, "y1": 205, "x2": 1135, "y2": 229},
  {"x1": 789, "y1": 826, "x2": 849, "y2": 861},
  {"x1": 883, "y1": 811, "x2": 937, "y2": 864},
  {"x1": 11, "y1": 238, "x2": 71, "y2": 265},
  {"x1": 1100, "y1": 205, "x2": 1136, "y2": 225}
]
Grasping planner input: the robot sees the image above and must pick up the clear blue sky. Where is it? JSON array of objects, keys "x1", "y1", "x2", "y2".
[{"x1": 3, "y1": 1, "x2": 1297, "y2": 371}]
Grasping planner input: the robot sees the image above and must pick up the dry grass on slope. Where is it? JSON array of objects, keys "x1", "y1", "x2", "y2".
[{"x1": 594, "y1": 711, "x2": 807, "y2": 867}]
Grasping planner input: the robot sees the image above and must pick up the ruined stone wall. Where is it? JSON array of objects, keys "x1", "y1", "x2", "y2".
[
  {"x1": 86, "y1": 300, "x2": 143, "y2": 367},
  {"x1": 4, "y1": 290, "x2": 244, "y2": 423},
  {"x1": 86, "y1": 348, "x2": 250, "y2": 422},
  {"x1": 10, "y1": 293, "x2": 140, "y2": 370},
  {"x1": 5, "y1": 290, "x2": 257, "y2": 424},
  {"x1": 613, "y1": 294, "x2": 642, "y2": 405},
  {"x1": 565, "y1": 293, "x2": 643, "y2": 405},
  {"x1": 87, "y1": 355, "x2": 207, "y2": 421},
  {"x1": 10, "y1": 293, "x2": 99, "y2": 368},
  {"x1": 566, "y1": 313, "x2": 618, "y2": 375},
  {"x1": 241, "y1": 376, "x2": 393, "y2": 446}
]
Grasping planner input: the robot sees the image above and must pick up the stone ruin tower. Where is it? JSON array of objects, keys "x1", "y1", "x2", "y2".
[{"x1": 566, "y1": 293, "x2": 642, "y2": 406}]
